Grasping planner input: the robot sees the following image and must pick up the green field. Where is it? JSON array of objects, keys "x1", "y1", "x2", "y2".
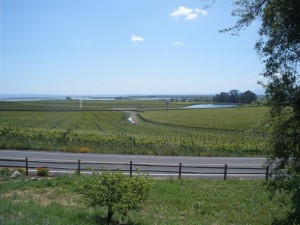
[
  {"x1": 0, "y1": 99, "x2": 191, "y2": 111},
  {"x1": 0, "y1": 100, "x2": 270, "y2": 156},
  {"x1": 140, "y1": 107, "x2": 268, "y2": 131},
  {"x1": 0, "y1": 175, "x2": 290, "y2": 225}
]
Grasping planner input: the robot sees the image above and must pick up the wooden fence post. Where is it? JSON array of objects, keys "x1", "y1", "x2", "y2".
[
  {"x1": 130, "y1": 161, "x2": 133, "y2": 178},
  {"x1": 25, "y1": 157, "x2": 28, "y2": 175},
  {"x1": 224, "y1": 164, "x2": 228, "y2": 181},
  {"x1": 265, "y1": 166, "x2": 269, "y2": 180},
  {"x1": 77, "y1": 160, "x2": 81, "y2": 175},
  {"x1": 179, "y1": 163, "x2": 182, "y2": 179}
]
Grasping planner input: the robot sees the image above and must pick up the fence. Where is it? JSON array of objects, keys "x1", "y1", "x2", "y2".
[{"x1": 0, "y1": 157, "x2": 270, "y2": 180}]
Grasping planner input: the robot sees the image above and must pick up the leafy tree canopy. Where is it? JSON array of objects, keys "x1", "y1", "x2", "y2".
[
  {"x1": 76, "y1": 171, "x2": 153, "y2": 224},
  {"x1": 221, "y1": 0, "x2": 300, "y2": 224},
  {"x1": 213, "y1": 89, "x2": 257, "y2": 104}
]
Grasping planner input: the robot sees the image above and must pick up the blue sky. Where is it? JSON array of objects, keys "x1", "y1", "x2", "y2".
[{"x1": 1, "y1": 0, "x2": 265, "y2": 96}]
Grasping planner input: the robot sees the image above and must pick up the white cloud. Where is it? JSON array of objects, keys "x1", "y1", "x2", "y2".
[
  {"x1": 170, "y1": 6, "x2": 193, "y2": 17},
  {"x1": 186, "y1": 13, "x2": 198, "y2": 20},
  {"x1": 172, "y1": 41, "x2": 184, "y2": 46},
  {"x1": 195, "y1": 8, "x2": 208, "y2": 16},
  {"x1": 131, "y1": 34, "x2": 145, "y2": 42},
  {"x1": 170, "y1": 6, "x2": 208, "y2": 20}
]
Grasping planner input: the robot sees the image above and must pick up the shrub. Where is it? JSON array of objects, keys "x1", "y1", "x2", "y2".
[
  {"x1": 79, "y1": 146, "x2": 90, "y2": 153},
  {"x1": 37, "y1": 167, "x2": 49, "y2": 176},
  {"x1": 0, "y1": 168, "x2": 11, "y2": 176},
  {"x1": 76, "y1": 171, "x2": 154, "y2": 224}
]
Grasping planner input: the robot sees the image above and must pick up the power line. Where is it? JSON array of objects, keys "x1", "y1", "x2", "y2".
[{"x1": 1, "y1": 48, "x2": 254, "y2": 52}]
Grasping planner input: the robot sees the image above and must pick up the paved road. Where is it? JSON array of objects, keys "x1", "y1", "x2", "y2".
[{"x1": 0, "y1": 150, "x2": 268, "y2": 179}]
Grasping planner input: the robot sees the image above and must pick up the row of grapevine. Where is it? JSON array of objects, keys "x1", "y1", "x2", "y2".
[
  {"x1": 0, "y1": 109, "x2": 270, "y2": 156},
  {"x1": 139, "y1": 107, "x2": 269, "y2": 132}
]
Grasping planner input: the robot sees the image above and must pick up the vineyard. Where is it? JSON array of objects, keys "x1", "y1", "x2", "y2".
[
  {"x1": 0, "y1": 99, "x2": 190, "y2": 111},
  {"x1": 139, "y1": 107, "x2": 268, "y2": 132},
  {"x1": 0, "y1": 100, "x2": 270, "y2": 156}
]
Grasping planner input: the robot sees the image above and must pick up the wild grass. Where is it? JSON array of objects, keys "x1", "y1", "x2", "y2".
[{"x1": 0, "y1": 176, "x2": 290, "y2": 225}]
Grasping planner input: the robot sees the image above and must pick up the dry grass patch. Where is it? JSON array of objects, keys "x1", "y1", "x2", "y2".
[{"x1": 2, "y1": 187, "x2": 80, "y2": 207}]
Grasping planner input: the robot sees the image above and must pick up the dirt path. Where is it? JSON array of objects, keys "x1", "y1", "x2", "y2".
[{"x1": 125, "y1": 111, "x2": 139, "y2": 124}]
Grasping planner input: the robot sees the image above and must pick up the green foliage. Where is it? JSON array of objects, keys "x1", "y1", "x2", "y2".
[
  {"x1": 0, "y1": 167, "x2": 11, "y2": 176},
  {"x1": 0, "y1": 107, "x2": 269, "y2": 156},
  {"x1": 213, "y1": 89, "x2": 257, "y2": 104},
  {"x1": 76, "y1": 171, "x2": 153, "y2": 224},
  {"x1": 0, "y1": 176, "x2": 292, "y2": 225},
  {"x1": 224, "y1": 0, "x2": 300, "y2": 224},
  {"x1": 141, "y1": 107, "x2": 267, "y2": 131},
  {"x1": 266, "y1": 107, "x2": 300, "y2": 224},
  {"x1": 0, "y1": 99, "x2": 192, "y2": 111}
]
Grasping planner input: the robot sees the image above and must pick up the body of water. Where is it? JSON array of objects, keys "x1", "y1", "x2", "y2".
[{"x1": 184, "y1": 104, "x2": 238, "y2": 109}]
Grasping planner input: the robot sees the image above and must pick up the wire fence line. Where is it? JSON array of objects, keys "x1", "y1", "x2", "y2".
[{"x1": 0, "y1": 157, "x2": 270, "y2": 180}]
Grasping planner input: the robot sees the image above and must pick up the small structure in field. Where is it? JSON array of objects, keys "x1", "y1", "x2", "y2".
[{"x1": 128, "y1": 117, "x2": 135, "y2": 124}]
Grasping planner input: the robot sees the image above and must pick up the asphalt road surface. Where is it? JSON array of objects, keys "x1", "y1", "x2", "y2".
[{"x1": 0, "y1": 150, "x2": 268, "y2": 179}]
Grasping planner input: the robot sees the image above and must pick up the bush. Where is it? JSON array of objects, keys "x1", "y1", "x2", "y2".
[
  {"x1": 0, "y1": 168, "x2": 11, "y2": 176},
  {"x1": 37, "y1": 167, "x2": 49, "y2": 176},
  {"x1": 79, "y1": 146, "x2": 90, "y2": 153},
  {"x1": 76, "y1": 171, "x2": 154, "y2": 224}
]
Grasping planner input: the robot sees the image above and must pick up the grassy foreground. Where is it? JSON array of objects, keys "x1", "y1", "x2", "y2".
[{"x1": 0, "y1": 175, "x2": 290, "y2": 225}]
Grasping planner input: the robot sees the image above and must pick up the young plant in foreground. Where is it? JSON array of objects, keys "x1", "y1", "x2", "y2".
[{"x1": 76, "y1": 171, "x2": 153, "y2": 224}]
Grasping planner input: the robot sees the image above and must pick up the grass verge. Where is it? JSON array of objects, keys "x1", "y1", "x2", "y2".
[{"x1": 0, "y1": 176, "x2": 290, "y2": 225}]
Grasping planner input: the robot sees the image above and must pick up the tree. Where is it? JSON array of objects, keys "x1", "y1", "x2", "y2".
[
  {"x1": 166, "y1": 100, "x2": 170, "y2": 110},
  {"x1": 229, "y1": 89, "x2": 240, "y2": 103},
  {"x1": 214, "y1": 91, "x2": 230, "y2": 102},
  {"x1": 213, "y1": 91, "x2": 229, "y2": 103},
  {"x1": 77, "y1": 171, "x2": 153, "y2": 224},
  {"x1": 240, "y1": 90, "x2": 257, "y2": 104},
  {"x1": 222, "y1": 0, "x2": 300, "y2": 224},
  {"x1": 213, "y1": 89, "x2": 257, "y2": 104}
]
